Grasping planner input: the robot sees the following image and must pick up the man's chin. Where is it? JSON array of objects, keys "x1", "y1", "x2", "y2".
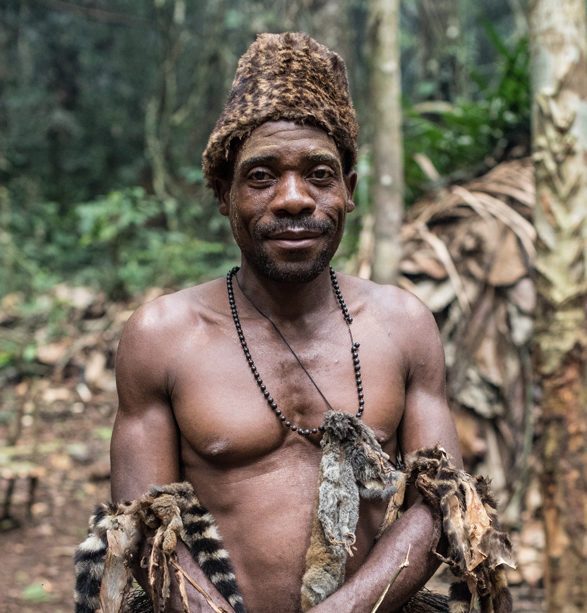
[{"x1": 248, "y1": 255, "x2": 331, "y2": 283}]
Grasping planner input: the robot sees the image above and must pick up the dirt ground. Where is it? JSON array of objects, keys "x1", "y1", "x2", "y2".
[{"x1": 1, "y1": 386, "x2": 545, "y2": 613}]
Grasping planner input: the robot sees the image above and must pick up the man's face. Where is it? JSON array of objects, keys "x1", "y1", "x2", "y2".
[{"x1": 219, "y1": 121, "x2": 357, "y2": 283}]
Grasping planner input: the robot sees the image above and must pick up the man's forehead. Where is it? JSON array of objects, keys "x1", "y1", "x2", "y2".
[{"x1": 236, "y1": 120, "x2": 341, "y2": 166}]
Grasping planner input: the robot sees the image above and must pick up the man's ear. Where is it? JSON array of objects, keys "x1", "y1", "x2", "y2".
[
  {"x1": 215, "y1": 179, "x2": 231, "y2": 216},
  {"x1": 344, "y1": 171, "x2": 358, "y2": 213}
]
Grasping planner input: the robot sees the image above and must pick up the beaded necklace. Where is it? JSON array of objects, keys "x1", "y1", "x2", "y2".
[{"x1": 226, "y1": 266, "x2": 364, "y2": 437}]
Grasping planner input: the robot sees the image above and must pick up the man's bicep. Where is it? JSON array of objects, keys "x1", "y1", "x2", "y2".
[
  {"x1": 111, "y1": 403, "x2": 180, "y2": 502},
  {"x1": 399, "y1": 301, "x2": 462, "y2": 466},
  {"x1": 110, "y1": 307, "x2": 180, "y2": 502}
]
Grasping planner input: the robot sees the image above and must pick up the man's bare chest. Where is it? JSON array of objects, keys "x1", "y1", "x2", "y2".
[{"x1": 169, "y1": 316, "x2": 406, "y2": 466}]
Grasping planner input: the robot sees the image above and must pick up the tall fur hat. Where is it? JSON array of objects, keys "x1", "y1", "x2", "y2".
[{"x1": 202, "y1": 32, "x2": 358, "y2": 188}]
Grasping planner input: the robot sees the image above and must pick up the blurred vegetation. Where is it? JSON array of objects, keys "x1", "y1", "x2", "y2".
[{"x1": 0, "y1": 0, "x2": 530, "y2": 300}]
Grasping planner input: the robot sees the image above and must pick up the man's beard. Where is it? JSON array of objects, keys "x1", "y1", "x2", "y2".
[{"x1": 231, "y1": 214, "x2": 340, "y2": 283}]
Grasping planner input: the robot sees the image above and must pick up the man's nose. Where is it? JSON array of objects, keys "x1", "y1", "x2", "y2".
[{"x1": 272, "y1": 173, "x2": 316, "y2": 216}]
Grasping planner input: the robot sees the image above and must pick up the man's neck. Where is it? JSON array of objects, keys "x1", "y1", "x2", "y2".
[{"x1": 235, "y1": 262, "x2": 336, "y2": 323}]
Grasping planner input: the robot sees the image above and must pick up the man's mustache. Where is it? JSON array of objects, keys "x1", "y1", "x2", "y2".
[{"x1": 253, "y1": 218, "x2": 335, "y2": 239}]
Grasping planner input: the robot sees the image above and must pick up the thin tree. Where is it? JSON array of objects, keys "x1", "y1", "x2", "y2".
[
  {"x1": 370, "y1": 0, "x2": 404, "y2": 284},
  {"x1": 529, "y1": 1, "x2": 587, "y2": 610}
]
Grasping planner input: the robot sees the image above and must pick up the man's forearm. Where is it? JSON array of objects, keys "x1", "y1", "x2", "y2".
[
  {"x1": 308, "y1": 502, "x2": 441, "y2": 613},
  {"x1": 132, "y1": 540, "x2": 234, "y2": 613},
  {"x1": 169, "y1": 543, "x2": 235, "y2": 612}
]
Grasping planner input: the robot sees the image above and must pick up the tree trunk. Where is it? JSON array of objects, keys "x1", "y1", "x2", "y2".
[
  {"x1": 370, "y1": 0, "x2": 404, "y2": 284},
  {"x1": 529, "y1": 1, "x2": 587, "y2": 611}
]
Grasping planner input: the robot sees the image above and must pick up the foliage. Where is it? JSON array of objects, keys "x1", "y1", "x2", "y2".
[
  {"x1": 77, "y1": 187, "x2": 233, "y2": 297},
  {"x1": 403, "y1": 28, "x2": 530, "y2": 203},
  {"x1": 0, "y1": 1, "x2": 531, "y2": 299}
]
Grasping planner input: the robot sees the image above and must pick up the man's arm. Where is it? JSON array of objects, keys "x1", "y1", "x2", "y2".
[
  {"x1": 111, "y1": 300, "x2": 234, "y2": 612},
  {"x1": 310, "y1": 293, "x2": 462, "y2": 613}
]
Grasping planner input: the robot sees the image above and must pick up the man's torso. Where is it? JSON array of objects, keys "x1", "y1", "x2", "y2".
[{"x1": 146, "y1": 274, "x2": 414, "y2": 611}]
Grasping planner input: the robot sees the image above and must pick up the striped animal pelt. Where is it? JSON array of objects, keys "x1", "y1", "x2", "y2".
[{"x1": 74, "y1": 482, "x2": 245, "y2": 613}]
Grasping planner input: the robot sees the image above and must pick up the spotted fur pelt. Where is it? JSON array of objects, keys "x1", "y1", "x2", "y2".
[
  {"x1": 300, "y1": 411, "x2": 405, "y2": 610},
  {"x1": 73, "y1": 482, "x2": 245, "y2": 613}
]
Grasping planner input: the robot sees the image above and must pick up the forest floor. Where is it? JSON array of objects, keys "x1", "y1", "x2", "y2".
[{"x1": 1, "y1": 286, "x2": 545, "y2": 612}]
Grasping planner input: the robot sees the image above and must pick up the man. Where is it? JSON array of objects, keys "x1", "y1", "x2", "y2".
[{"x1": 110, "y1": 33, "x2": 462, "y2": 612}]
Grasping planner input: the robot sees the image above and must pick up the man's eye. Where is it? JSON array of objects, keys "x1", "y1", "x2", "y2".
[
  {"x1": 248, "y1": 170, "x2": 272, "y2": 182},
  {"x1": 309, "y1": 168, "x2": 334, "y2": 181}
]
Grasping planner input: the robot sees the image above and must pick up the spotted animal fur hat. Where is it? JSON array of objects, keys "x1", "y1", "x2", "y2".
[{"x1": 202, "y1": 32, "x2": 358, "y2": 188}]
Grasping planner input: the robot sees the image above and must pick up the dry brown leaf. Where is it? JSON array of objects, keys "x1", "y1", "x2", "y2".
[
  {"x1": 488, "y1": 229, "x2": 528, "y2": 286},
  {"x1": 418, "y1": 225, "x2": 471, "y2": 313},
  {"x1": 452, "y1": 408, "x2": 488, "y2": 465},
  {"x1": 54, "y1": 284, "x2": 96, "y2": 311},
  {"x1": 474, "y1": 327, "x2": 503, "y2": 387},
  {"x1": 462, "y1": 483, "x2": 491, "y2": 572},
  {"x1": 84, "y1": 351, "x2": 107, "y2": 386},
  {"x1": 507, "y1": 277, "x2": 536, "y2": 313},
  {"x1": 400, "y1": 278, "x2": 456, "y2": 313},
  {"x1": 455, "y1": 368, "x2": 503, "y2": 419},
  {"x1": 41, "y1": 386, "x2": 73, "y2": 403},
  {"x1": 36, "y1": 341, "x2": 71, "y2": 365},
  {"x1": 400, "y1": 249, "x2": 448, "y2": 279}
]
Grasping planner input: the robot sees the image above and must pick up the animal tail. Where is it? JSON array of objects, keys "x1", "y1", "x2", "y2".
[
  {"x1": 491, "y1": 567, "x2": 513, "y2": 613},
  {"x1": 448, "y1": 580, "x2": 472, "y2": 613},
  {"x1": 73, "y1": 504, "x2": 111, "y2": 613},
  {"x1": 180, "y1": 497, "x2": 246, "y2": 613}
]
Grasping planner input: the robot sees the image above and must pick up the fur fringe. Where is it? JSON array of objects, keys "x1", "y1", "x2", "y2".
[
  {"x1": 406, "y1": 446, "x2": 515, "y2": 613},
  {"x1": 75, "y1": 438, "x2": 513, "y2": 613},
  {"x1": 73, "y1": 483, "x2": 245, "y2": 613}
]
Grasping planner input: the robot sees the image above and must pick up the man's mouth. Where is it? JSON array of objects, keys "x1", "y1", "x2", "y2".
[
  {"x1": 265, "y1": 228, "x2": 324, "y2": 250},
  {"x1": 268, "y1": 229, "x2": 323, "y2": 240}
]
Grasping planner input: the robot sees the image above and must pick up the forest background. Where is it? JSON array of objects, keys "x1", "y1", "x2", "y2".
[{"x1": 0, "y1": 0, "x2": 577, "y2": 612}]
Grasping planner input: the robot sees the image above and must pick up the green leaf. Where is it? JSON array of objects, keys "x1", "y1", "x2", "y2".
[
  {"x1": 21, "y1": 582, "x2": 51, "y2": 603},
  {"x1": 94, "y1": 426, "x2": 113, "y2": 441}
]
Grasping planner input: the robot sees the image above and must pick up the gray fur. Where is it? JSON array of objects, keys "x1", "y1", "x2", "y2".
[{"x1": 301, "y1": 411, "x2": 403, "y2": 610}]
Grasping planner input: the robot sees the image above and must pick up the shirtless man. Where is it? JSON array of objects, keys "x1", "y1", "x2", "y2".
[{"x1": 110, "y1": 33, "x2": 462, "y2": 613}]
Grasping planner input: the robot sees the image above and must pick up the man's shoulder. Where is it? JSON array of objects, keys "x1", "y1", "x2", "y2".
[
  {"x1": 121, "y1": 277, "x2": 226, "y2": 345},
  {"x1": 343, "y1": 273, "x2": 434, "y2": 327}
]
